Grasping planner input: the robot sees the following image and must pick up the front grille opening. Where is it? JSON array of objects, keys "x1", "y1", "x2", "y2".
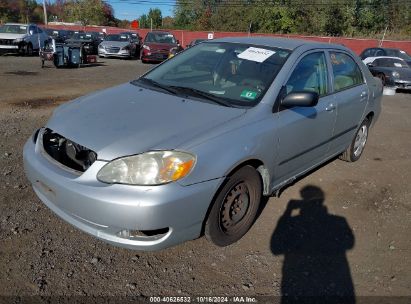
[{"x1": 42, "y1": 128, "x2": 97, "y2": 172}]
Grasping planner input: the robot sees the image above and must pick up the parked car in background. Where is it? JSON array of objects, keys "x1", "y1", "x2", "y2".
[
  {"x1": 186, "y1": 38, "x2": 207, "y2": 48},
  {"x1": 24, "y1": 37, "x2": 382, "y2": 250},
  {"x1": 120, "y1": 32, "x2": 142, "y2": 58},
  {"x1": 44, "y1": 28, "x2": 73, "y2": 43},
  {"x1": 65, "y1": 32, "x2": 100, "y2": 55},
  {"x1": 0, "y1": 23, "x2": 49, "y2": 55},
  {"x1": 364, "y1": 56, "x2": 411, "y2": 89},
  {"x1": 360, "y1": 47, "x2": 411, "y2": 66},
  {"x1": 98, "y1": 34, "x2": 137, "y2": 59},
  {"x1": 140, "y1": 31, "x2": 183, "y2": 63}
]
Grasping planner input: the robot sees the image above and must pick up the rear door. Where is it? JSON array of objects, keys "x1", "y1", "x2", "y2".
[
  {"x1": 327, "y1": 51, "x2": 368, "y2": 155},
  {"x1": 274, "y1": 51, "x2": 337, "y2": 182}
]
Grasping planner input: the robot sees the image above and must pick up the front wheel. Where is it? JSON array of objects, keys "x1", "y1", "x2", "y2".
[
  {"x1": 26, "y1": 43, "x2": 33, "y2": 56},
  {"x1": 340, "y1": 118, "x2": 369, "y2": 162},
  {"x1": 377, "y1": 73, "x2": 386, "y2": 86},
  {"x1": 205, "y1": 166, "x2": 262, "y2": 247}
]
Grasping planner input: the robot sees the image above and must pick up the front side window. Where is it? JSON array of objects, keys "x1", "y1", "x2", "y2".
[
  {"x1": 285, "y1": 52, "x2": 329, "y2": 96},
  {"x1": 330, "y1": 52, "x2": 363, "y2": 92},
  {"x1": 134, "y1": 42, "x2": 291, "y2": 107}
]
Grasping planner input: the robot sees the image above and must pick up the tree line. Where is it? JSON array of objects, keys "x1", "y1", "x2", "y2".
[{"x1": 173, "y1": 0, "x2": 411, "y2": 39}]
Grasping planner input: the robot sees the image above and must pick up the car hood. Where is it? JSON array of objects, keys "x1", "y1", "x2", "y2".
[
  {"x1": 0, "y1": 33, "x2": 26, "y2": 40},
  {"x1": 46, "y1": 83, "x2": 246, "y2": 160},
  {"x1": 144, "y1": 42, "x2": 176, "y2": 51},
  {"x1": 66, "y1": 38, "x2": 93, "y2": 44},
  {"x1": 100, "y1": 41, "x2": 130, "y2": 48}
]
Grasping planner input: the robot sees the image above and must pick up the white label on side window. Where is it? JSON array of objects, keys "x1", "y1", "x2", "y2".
[
  {"x1": 237, "y1": 47, "x2": 275, "y2": 62},
  {"x1": 394, "y1": 63, "x2": 402, "y2": 67}
]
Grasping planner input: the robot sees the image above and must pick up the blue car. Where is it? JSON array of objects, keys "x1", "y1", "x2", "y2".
[{"x1": 24, "y1": 37, "x2": 382, "y2": 250}]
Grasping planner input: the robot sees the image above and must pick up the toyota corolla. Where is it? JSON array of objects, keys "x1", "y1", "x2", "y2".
[{"x1": 23, "y1": 37, "x2": 382, "y2": 250}]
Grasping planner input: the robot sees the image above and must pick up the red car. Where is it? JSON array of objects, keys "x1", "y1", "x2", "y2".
[{"x1": 141, "y1": 31, "x2": 183, "y2": 63}]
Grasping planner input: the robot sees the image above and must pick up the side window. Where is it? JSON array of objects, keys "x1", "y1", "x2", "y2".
[
  {"x1": 375, "y1": 49, "x2": 384, "y2": 56},
  {"x1": 362, "y1": 49, "x2": 372, "y2": 58},
  {"x1": 285, "y1": 52, "x2": 329, "y2": 96},
  {"x1": 330, "y1": 52, "x2": 364, "y2": 92}
]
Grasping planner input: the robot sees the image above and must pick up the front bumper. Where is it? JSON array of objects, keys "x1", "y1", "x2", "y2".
[
  {"x1": 98, "y1": 48, "x2": 131, "y2": 58},
  {"x1": 394, "y1": 80, "x2": 411, "y2": 90},
  {"x1": 23, "y1": 137, "x2": 223, "y2": 250},
  {"x1": 141, "y1": 51, "x2": 169, "y2": 62}
]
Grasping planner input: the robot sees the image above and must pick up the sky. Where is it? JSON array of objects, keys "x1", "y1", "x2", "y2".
[
  {"x1": 106, "y1": 0, "x2": 176, "y2": 20},
  {"x1": 42, "y1": 0, "x2": 176, "y2": 21}
]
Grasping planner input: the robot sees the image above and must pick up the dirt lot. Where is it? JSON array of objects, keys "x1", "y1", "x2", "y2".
[{"x1": 0, "y1": 55, "x2": 410, "y2": 302}]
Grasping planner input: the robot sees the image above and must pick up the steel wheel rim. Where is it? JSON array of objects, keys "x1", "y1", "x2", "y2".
[
  {"x1": 353, "y1": 125, "x2": 368, "y2": 157},
  {"x1": 220, "y1": 181, "x2": 251, "y2": 234}
]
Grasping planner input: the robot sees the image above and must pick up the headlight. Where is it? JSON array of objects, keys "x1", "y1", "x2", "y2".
[
  {"x1": 142, "y1": 44, "x2": 150, "y2": 50},
  {"x1": 98, "y1": 44, "x2": 104, "y2": 49},
  {"x1": 97, "y1": 151, "x2": 196, "y2": 185},
  {"x1": 392, "y1": 71, "x2": 400, "y2": 78},
  {"x1": 13, "y1": 38, "x2": 24, "y2": 43},
  {"x1": 122, "y1": 45, "x2": 130, "y2": 50}
]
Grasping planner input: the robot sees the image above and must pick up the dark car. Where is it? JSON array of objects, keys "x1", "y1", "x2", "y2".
[
  {"x1": 44, "y1": 28, "x2": 72, "y2": 43},
  {"x1": 141, "y1": 31, "x2": 183, "y2": 63},
  {"x1": 186, "y1": 38, "x2": 207, "y2": 48},
  {"x1": 365, "y1": 56, "x2": 411, "y2": 89},
  {"x1": 65, "y1": 32, "x2": 100, "y2": 55},
  {"x1": 360, "y1": 47, "x2": 411, "y2": 66},
  {"x1": 120, "y1": 31, "x2": 142, "y2": 58}
]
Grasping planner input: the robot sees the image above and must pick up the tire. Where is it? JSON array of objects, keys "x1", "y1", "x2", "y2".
[
  {"x1": 205, "y1": 165, "x2": 262, "y2": 247},
  {"x1": 340, "y1": 118, "x2": 370, "y2": 162},
  {"x1": 377, "y1": 73, "x2": 386, "y2": 86},
  {"x1": 26, "y1": 43, "x2": 33, "y2": 56}
]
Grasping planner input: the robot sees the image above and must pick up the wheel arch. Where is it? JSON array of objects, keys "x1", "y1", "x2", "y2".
[{"x1": 200, "y1": 158, "x2": 268, "y2": 237}]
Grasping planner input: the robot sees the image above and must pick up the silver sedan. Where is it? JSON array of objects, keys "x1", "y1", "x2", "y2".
[
  {"x1": 98, "y1": 34, "x2": 136, "y2": 58},
  {"x1": 24, "y1": 37, "x2": 382, "y2": 250}
]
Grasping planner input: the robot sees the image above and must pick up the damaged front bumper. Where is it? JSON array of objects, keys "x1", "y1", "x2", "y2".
[{"x1": 23, "y1": 133, "x2": 223, "y2": 250}]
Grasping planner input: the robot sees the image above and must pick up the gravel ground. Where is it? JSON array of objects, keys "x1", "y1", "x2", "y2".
[{"x1": 0, "y1": 55, "x2": 410, "y2": 302}]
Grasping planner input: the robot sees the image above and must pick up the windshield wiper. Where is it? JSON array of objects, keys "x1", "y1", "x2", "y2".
[
  {"x1": 168, "y1": 86, "x2": 232, "y2": 107},
  {"x1": 134, "y1": 78, "x2": 179, "y2": 95}
]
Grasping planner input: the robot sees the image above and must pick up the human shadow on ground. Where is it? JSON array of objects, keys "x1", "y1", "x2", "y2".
[{"x1": 271, "y1": 185, "x2": 356, "y2": 304}]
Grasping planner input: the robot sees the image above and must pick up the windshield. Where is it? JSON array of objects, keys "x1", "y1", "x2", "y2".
[
  {"x1": 0, "y1": 25, "x2": 27, "y2": 34},
  {"x1": 71, "y1": 33, "x2": 93, "y2": 40},
  {"x1": 385, "y1": 49, "x2": 411, "y2": 61},
  {"x1": 134, "y1": 42, "x2": 291, "y2": 107},
  {"x1": 145, "y1": 32, "x2": 176, "y2": 44},
  {"x1": 375, "y1": 58, "x2": 409, "y2": 68},
  {"x1": 105, "y1": 34, "x2": 129, "y2": 42}
]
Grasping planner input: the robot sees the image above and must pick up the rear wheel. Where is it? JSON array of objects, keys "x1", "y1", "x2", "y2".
[
  {"x1": 205, "y1": 166, "x2": 262, "y2": 247},
  {"x1": 340, "y1": 118, "x2": 369, "y2": 162}
]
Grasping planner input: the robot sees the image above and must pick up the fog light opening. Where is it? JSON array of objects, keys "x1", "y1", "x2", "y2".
[{"x1": 117, "y1": 228, "x2": 169, "y2": 239}]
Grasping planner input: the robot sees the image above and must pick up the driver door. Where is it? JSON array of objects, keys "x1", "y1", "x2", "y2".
[{"x1": 274, "y1": 51, "x2": 337, "y2": 182}]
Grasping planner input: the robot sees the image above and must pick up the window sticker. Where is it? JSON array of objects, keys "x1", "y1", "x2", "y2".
[
  {"x1": 215, "y1": 49, "x2": 226, "y2": 53},
  {"x1": 240, "y1": 90, "x2": 258, "y2": 100},
  {"x1": 20, "y1": 26, "x2": 27, "y2": 30},
  {"x1": 400, "y1": 50, "x2": 405, "y2": 54},
  {"x1": 209, "y1": 90, "x2": 225, "y2": 95},
  {"x1": 237, "y1": 47, "x2": 276, "y2": 62},
  {"x1": 394, "y1": 63, "x2": 402, "y2": 67}
]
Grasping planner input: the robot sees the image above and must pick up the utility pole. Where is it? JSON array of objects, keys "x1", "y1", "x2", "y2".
[
  {"x1": 42, "y1": 0, "x2": 48, "y2": 25},
  {"x1": 150, "y1": 18, "x2": 153, "y2": 31}
]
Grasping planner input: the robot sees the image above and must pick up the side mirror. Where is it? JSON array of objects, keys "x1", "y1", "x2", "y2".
[
  {"x1": 281, "y1": 91, "x2": 319, "y2": 108},
  {"x1": 29, "y1": 30, "x2": 34, "y2": 35},
  {"x1": 366, "y1": 63, "x2": 374, "y2": 67}
]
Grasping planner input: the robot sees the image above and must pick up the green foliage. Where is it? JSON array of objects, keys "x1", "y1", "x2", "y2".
[
  {"x1": 172, "y1": 0, "x2": 411, "y2": 39},
  {"x1": 148, "y1": 8, "x2": 162, "y2": 29}
]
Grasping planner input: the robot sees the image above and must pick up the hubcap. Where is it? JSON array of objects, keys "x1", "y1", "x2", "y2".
[
  {"x1": 220, "y1": 182, "x2": 250, "y2": 233},
  {"x1": 353, "y1": 125, "x2": 368, "y2": 157}
]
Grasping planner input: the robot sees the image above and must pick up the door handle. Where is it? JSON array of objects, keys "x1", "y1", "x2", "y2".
[{"x1": 325, "y1": 103, "x2": 336, "y2": 111}]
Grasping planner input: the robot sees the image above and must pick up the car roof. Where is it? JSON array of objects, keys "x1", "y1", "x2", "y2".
[
  {"x1": 364, "y1": 56, "x2": 406, "y2": 63},
  {"x1": 211, "y1": 36, "x2": 346, "y2": 51},
  {"x1": 4, "y1": 23, "x2": 34, "y2": 26}
]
